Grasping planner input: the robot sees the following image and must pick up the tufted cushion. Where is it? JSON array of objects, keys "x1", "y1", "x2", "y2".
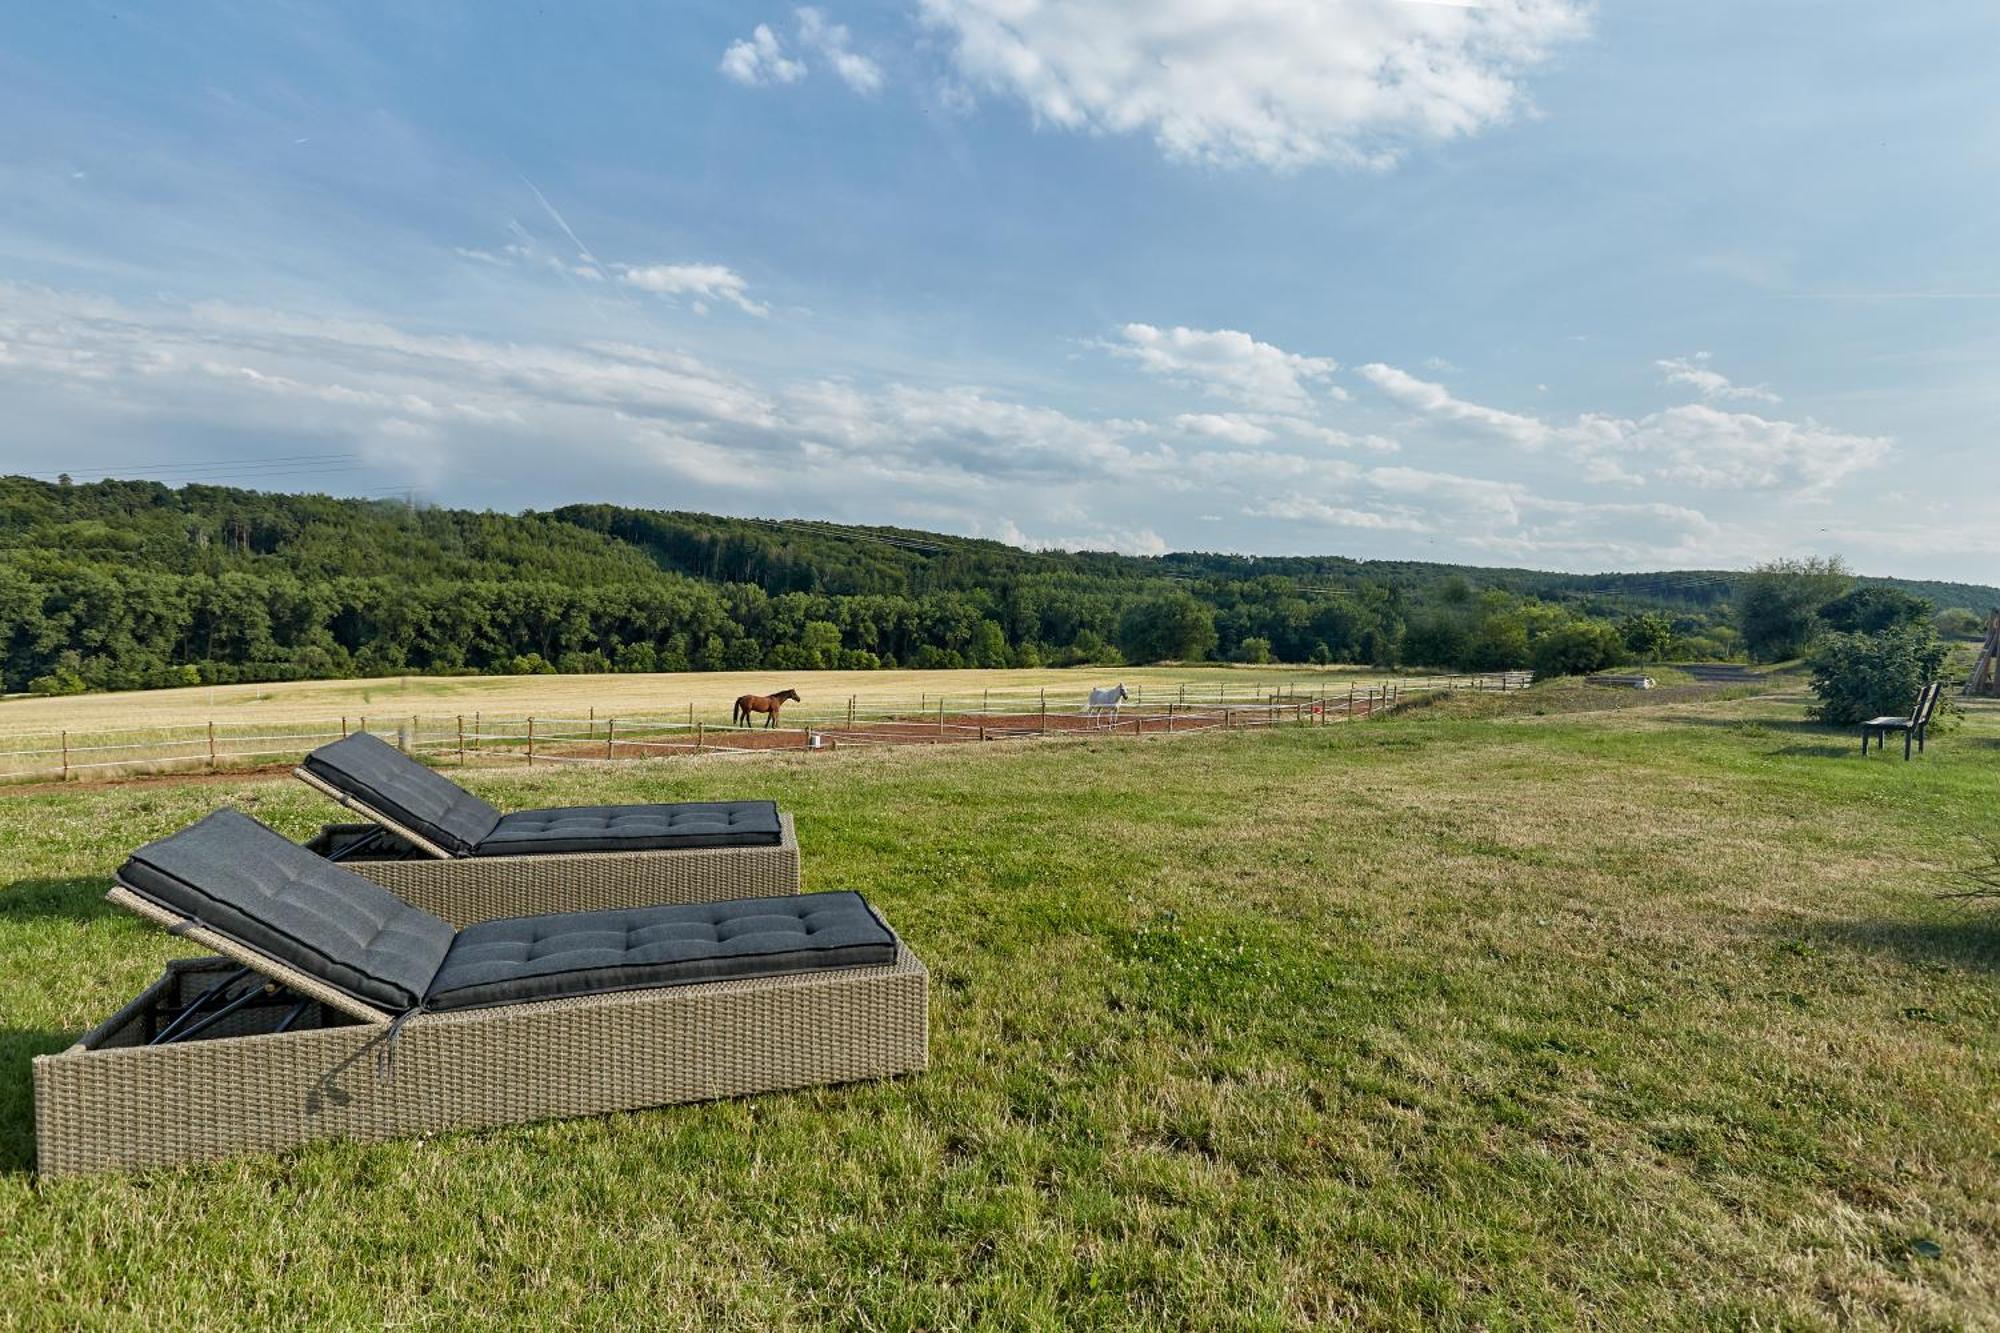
[
  {"x1": 471, "y1": 801, "x2": 783, "y2": 857},
  {"x1": 118, "y1": 809, "x2": 455, "y2": 1012},
  {"x1": 301, "y1": 732, "x2": 502, "y2": 856},
  {"x1": 424, "y1": 892, "x2": 895, "y2": 1011}
]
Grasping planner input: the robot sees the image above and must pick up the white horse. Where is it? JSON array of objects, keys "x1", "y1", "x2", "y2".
[{"x1": 1085, "y1": 683, "x2": 1130, "y2": 724}]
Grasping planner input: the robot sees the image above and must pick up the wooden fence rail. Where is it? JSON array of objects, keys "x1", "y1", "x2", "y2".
[{"x1": 0, "y1": 671, "x2": 1531, "y2": 784}]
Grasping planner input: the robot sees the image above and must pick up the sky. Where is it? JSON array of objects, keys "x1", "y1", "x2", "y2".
[{"x1": 1, "y1": 1, "x2": 1997, "y2": 579}]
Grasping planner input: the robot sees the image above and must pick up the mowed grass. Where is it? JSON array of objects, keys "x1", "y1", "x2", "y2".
[{"x1": 2, "y1": 688, "x2": 1997, "y2": 1328}]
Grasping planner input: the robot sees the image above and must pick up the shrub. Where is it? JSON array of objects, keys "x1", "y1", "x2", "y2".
[
  {"x1": 1806, "y1": 624, "x2": 1948, "y2": 725},
  {"x1": 28, "y1": 667, "x2": 87, "y2": 696},
  {"x1": 1234, "y1": 636, "x2": 1274, "y2": 665},
  {"x1": 1531, "y1": 621, "x2": 1626, "y2": 680}
]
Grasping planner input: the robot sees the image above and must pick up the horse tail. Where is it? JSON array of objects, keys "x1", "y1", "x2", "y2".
[{"x1": 732, "y1": 697, "x2": 746, "y2": 726}]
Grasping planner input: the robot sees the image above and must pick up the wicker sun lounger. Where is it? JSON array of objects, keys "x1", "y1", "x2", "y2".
[
  {"x1": 34, "y1": 810, "x2": 928, "y2": 1177},
  {"x1": 294, "y1": 731, "x2": 800, "y2": 924}
]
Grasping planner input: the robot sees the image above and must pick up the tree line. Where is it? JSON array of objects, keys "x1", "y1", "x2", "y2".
[{"x1": 2, "y1": 477, "x2": 1987, "y2": 696}]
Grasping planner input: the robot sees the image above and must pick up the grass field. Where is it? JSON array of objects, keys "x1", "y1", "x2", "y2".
[
  {"x1": 3, "y1": 683, "x2": 1996, "y2": 1327},
  {"x1": 0, "y1": 664, "x2": 1389, "y2": 734}
]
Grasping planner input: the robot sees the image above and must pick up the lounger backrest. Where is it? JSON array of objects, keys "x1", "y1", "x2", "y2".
[
  {"x1": 301, "y1": 731, "x2": 502, "y2": 856},
  {"x1": 117, "y1": 809, "x2": 454, "y2": 1012}
]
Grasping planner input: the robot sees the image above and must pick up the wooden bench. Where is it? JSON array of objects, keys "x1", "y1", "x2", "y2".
[{"x1": 1861, "y1": 680, "x2": 1942, "y2": 760}]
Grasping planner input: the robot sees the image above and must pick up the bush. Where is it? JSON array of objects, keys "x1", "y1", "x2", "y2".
[
  {"x1": 1806, "y1": 625, "x2": 1948, "y2": 725},
  {"x1": 1234, "y1": 636, "x2": 1274, "y2": 665},
  {"x1": 28, "y1": 667, "x2": 87, "y2": 697},
  {"x1": 1531, "y1": 621, "x2": 1627, "y2": 680}
]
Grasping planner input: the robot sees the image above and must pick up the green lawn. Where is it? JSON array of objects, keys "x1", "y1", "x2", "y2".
[{"x1": 3, "y1": 687, "x2": 1996, "y2": 1328}]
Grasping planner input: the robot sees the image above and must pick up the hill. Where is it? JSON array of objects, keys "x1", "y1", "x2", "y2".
[{"x1": 1, "y1": 475, "x2": 1989, "y2": 693}]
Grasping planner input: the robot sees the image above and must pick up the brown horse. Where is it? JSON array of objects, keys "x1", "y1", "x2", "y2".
[{"x1": 733, "y1": 688, "x2": 800, "y2": 728}]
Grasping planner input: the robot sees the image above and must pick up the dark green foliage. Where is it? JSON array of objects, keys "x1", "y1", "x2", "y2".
[
  {"x1": 1735, "y1": 557, "x2": 1853, "y2": 661},
  {"x1": 1806, "y1": 624, "x2": 1948, "y2": 725},
  {"x1": 1817, "y1": 586, "x2": 1932, "y2": 635},
  {"x1": 1531, "y1": 621, "x2": 1628, "y2": 680},
  {"x1": 0, "y1": 476, "x2": 1986, "y2": 693},
  {"x1": 1115, "y1": 591, "x2": 1217, "y2": 664},
  {"x1": 1619, "y1": 612, "x2": 1676, "y2": 661}
]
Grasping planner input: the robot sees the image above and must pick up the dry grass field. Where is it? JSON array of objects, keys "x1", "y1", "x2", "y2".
[
  {"x1": 4, "y1": 681, "x2": 1994, "y2": 1327},
  {"x1": 0, "y1": 664, "x2": 1383, "y2": 735}
]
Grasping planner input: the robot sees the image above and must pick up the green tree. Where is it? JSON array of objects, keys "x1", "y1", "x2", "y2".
[
  {"x1": 1115, "y1": 592, "x2": 1216, "y2": 664},
  {"x1": 1817, "y1": 586, "x2": 1932, "y2": 636},
  {"x1": 1735, "y1": 557, "x2": 1851, "y2": 661},
  {"x1": 1619, "y1": 612, "x2": 1676, "y2": 662},
  {"x1": 1234, "y1": 636, "x2": 1274, "y2": 664},
  {"x1": 1935, "y1": 607, "x2": 1986, "y2": 639}
]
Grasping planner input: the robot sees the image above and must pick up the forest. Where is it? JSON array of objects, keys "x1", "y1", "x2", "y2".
[{"x1": 3, "y1": 476, "x2": 1992, "y2": 695}]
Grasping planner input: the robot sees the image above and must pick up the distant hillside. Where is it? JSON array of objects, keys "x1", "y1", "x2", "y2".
[{"x1": 1, "y1": 476, "x2": 1988, "y2": 693}]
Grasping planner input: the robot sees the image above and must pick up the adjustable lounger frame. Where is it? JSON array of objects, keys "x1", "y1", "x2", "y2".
[
  {"x1": 295, "y1": 766, "x2": 802, "y2": 927},
  {"x1": 33, "y1": 877, "x2": 927, "y2": 1177}
]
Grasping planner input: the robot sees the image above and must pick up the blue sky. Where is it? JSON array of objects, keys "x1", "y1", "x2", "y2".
[{"x1": 2, "y1": 1, "x2": 1996, "y2": 578}]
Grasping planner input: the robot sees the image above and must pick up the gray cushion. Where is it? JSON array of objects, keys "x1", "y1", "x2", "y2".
[
  {"x1": 424, "y1": 892, "x2": 896, "y2": 1012},
  {"x1": 118, "y1": 809, "x2": 455, "y2": 1012},
  {"x1": 302, "y1": 732, "x2": 502, "y2": 856},
  {"x1": 471, "y1": 801, "x2": 783, "y2": 857}
]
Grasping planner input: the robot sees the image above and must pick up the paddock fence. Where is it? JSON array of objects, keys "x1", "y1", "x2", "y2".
[{"x1": 0, "y1": 672, "x2": 1532, "y2": 785}]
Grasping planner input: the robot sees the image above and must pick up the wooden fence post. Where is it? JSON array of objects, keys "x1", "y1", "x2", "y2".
[
  {"x1": 341, "y1": 716, "x2": 348, "y2": 738},
  {"x1": 606, "y1": 717, "x2": 615, "y2": 761},
  {"x1": 457, "y1": 715, "x2": 466, "y2": 766},
  {"x1": 474, "y1": 712, "x2": 481, "y2": 753},
  {"x1": 1040, "y1": 691, "x2": 1048, "y2": 734},
  {"x1": 695, "y1": 721, "x2": 704, "y2": 753},
  {"x1": 847, "y1": 695, "x2": 855, "y2": 729},
  {"x1": 1167, "y1": 703, "x2": 1175, "y2": 733},
  {"x1": 207, "y1": 721, "x2": 216, "y2": 771},
  {"x1": 526, "y1": 717, "x2": 535, "y2": 766},
  {"x1": 937, "y1": 698, "x2": 945, "y2": 735},
  {"x1": 588, "y1": 705, "x2": 595, "y2": 739},
  {"x1": 61, "y1": 730, "x2": 68, "y2": 782}
]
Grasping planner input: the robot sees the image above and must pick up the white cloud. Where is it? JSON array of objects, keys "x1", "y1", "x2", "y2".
[
  {"x1": 620, "y1": 263, "x2": 769, "y2": 317},
  {"x1": 1657, "y1": 352, "x2": 1780, "y2": 404},
  {"x1": 1250, "y1": 497, "x2": 1430, "y2": 532},
  {"x1": 1359, "y1": 360, "x2": 1891, "y2": 493},
  {"x1": 796, "y1": 8, "x2": 885, "y2": 94},
  {"x1": 723, "y1": 10, "x2": 882, "y2": 94},
  {"x1": 0, "y1": 284, "x2": 1921, "y2": 574},
  {"x1": 918, "y1": 0, "x2": 1591, "y2": 169},
  {"x1": 1113, "y1": 323, "x2": 1339, "y2": 412},
  {"x1": 1173, "y1": 413, "x2": 1276, "y2": 446},
  {"x1": 1359, "y1": 362, "x2": 1554, "y2": 447},
  {"x1": 995, "y1": 519, "x2": 1168, "y2": 556},
  {"x1": 720, "y1": 23, "x2": 807, "y2": 87},
  {"x1": 1250, "y1": 464, "x2": 1727, "y2": 564},
  {"x1": 1618, "y1": 403, "x2": 1890, "y2": 492}
]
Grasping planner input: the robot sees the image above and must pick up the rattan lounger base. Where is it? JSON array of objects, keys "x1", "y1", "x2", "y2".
[
  {"x1": 305, "y1": 814, "x2": 803, "y2": 927},
  {"x1": 35, "y1": 944, "x2": 928, "y2": 1177}
]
